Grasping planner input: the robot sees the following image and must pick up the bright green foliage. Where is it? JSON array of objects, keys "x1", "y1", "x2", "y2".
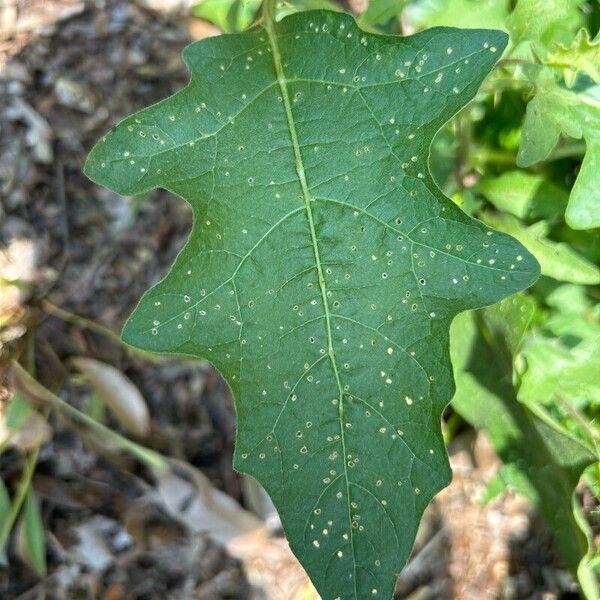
[
  {"x1": 519, "y1": 284, "x2": 600, "y2": 434},
  {"x1": 450, "y1": 301, "x2": 596, "y2": 576},
  {"x1": 85, "y1": 11, "x2": 540, "y2": 599},
  {"x1": 520, "y1": 335, "x2": 600, "y2": 413},
  {"x1": 482, "y1": 212, "x2": 600, "y2": 284},
  {"x1": 501, "y1": 1, "x2": 600, "y2": 231},
  {"x1": 506, "y1": 0, "x2": 585, "y2": 48},
  {"x1": 358, "y1": 0, "x2": 408, "y2": 27},
  {"x1": 192, "y1": 0, "x2": 341, "y2": 31},
  {"x1": 517, "y1": 67, "x2": 600, "y2": 229},
  {"x1": 192, "y1": 0, "x2": 261, "y2": 32},
  {"x1": 407, "y1": 0, "x2": 509, "y2": 31},
  {"x1": 4, "y1": 394, "x2": 33, "y2": 432},
  {"x1": 546, "y1": 28, "x2": 600, "y2": 85},
  {"x1": 477, "y1": 170, "x2": 568, "y2": 221}
]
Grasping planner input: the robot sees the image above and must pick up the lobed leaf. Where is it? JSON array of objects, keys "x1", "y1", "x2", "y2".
[{"x1": 85, "y1": 11, "x2": 539, "y2": 599}]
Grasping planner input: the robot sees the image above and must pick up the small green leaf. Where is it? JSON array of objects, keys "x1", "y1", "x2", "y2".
[
  {"x1": 359, "y1": 0, "x2": 407, "y2": 27},
  {"x1": 519, "y1": 335, "x2": 600, "y2": 409},
  {"x1": 482, "y1": 212, "x2": 600, "y2": 284},
  {"x1": 516, "y1": 68, "x2": 600, "y2": 230},
  {"x1": 85, "y1": 12, "x2": 538, "y2": 599},
  {"x1": 544, "y1": 283, "x2": 600, "y2": 340},
  {"x1": 478, "y1": 170, "x2": 569, "y2": 221},
  {"x1": 546, "y1": 28, "x2": 600, "y2": 85},
  {"x1": 20, "y1": 489, "x2": 46, "y2": 577},
  {"x1": 192, "y1": 0, "x2": 260, "y2": 32}
]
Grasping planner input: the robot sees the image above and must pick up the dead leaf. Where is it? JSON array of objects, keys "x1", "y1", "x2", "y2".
[
  {"x1": 154, "y1": 461, "x2": 261, "y2": 545},
  {"x1": 71, "y1": 357, "x2": 150, "y2": 437}
]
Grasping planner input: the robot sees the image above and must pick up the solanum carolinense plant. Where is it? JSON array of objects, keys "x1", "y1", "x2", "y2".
[{"x1": 85, "y1": 0, "x2": 600, "y2": 598}]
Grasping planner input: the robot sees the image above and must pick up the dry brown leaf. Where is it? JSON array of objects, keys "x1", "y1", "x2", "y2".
[
  {"x1": 71, "y1": 357, "x2": 150, "y2": 437},
  {"x1": 153, "y1": 462, "x2": 261, "y2": 544}
]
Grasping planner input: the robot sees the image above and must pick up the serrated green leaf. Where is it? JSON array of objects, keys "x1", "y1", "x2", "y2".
[
  {"x1": 450, "y1": 304, "x2": 596, "y2": 574},
  {"x1": 84, "y1": 12, "x2": 539, "y2": 599},
  {"x1": 507, "y1": 0, "x2": 585, "y2": 47},
  {"x1": 482, "y1": 212, "x2": 600, "y2": 284},
  {"x1": 516, "y1": 68, "x2": 600, "y2": 230},
  {"x1": 546, "y1": 28, "x2": 600, "y2": 85},
  {"x1": 478, "y1": 170, "x2": 569, "y2": 221}
]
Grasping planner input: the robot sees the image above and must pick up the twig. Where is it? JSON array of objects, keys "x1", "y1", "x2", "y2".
[
  {"x1": 11, "y1": 361, "x2": 167, "y2": 471},
  {"x1": 40, "y1": 299, "x2": 160, "y2": 362}
]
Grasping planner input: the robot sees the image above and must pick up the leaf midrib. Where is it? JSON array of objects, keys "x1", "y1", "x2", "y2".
[{"x1": 265, "y1": 15, "x2": 359, "y2": 596}]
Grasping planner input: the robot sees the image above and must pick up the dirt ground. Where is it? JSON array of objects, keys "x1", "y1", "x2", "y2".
[{"x1": 0, "y1": 1, "x2": 586, "y2": 598}]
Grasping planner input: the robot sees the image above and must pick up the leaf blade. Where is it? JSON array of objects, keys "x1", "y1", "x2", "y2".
[{"x1": 85, "y1": 13, "x2": 538, "y2": 599}]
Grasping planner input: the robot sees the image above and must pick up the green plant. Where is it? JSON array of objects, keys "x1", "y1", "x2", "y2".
[{"x1": 85, "y1": 0, "x2": 600, "y2": 598}]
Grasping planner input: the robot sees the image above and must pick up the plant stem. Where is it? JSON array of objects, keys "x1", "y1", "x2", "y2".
[
  {"x1": 0, "y1": 421, "x2": 45, "y2": 557},
  {"x1": 262, "y1": 0, "x2": 276, "y2": 22},
  {"x1": 12, "y1": 362, "x2": 167, "y2": 471},
  {"x1": 41, "y1": 300, "x2": 160, "y2": 362},
  {"x1": 471, "y1": 141, "x2": 586, "y2": 167}
]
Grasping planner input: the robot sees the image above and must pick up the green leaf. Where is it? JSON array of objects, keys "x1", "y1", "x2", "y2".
[
  {"x1": 519, "y1": 335, "x2": 600, "y2": 409},
  {"x1": 450, "y1": 303, "x2": 596, "y2": 574},
  {"x1": 482, "y1": 212, "x2": 600, "y2": 284},
  {"x1": 359, "y1": 0, "x2": 407, "y2": 27},
  {"x1": 192, "y1": 0, "x2": 261, "y2": 32},
  {"x1": 478, "y1": 170, "x2": 569, "y2": 221},
  {"x1": 5, "y1": 394, "x2": 33, "y2": 432},
  {"x1": 20, "y1": 489, "x2": 46, "y2": 577},
  {"x1": 546, "y1": 28, "x2": 600, "y2": 85},
  {"x1": 516, "y1": 68, "x2": 600, "y2": 229},
  {"x1": 85, "y1": 12, "x2": 539, "y2": 599},
  {"x1": 407, "y1": 0, "x2": 509, "y2": 31},
  {"x1": 507, "y1": 0, "x2": 585, "y2": 47},
  {"x1": 277, "y1": 0, "x2": 342, "y2": 20},
  {"x1": 543, "y1": 283, "x2": 600, "y2": 341}
]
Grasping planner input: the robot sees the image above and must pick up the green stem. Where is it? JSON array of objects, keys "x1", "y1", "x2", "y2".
[
  {"x1": 12, "y1": 362, "x2": 167, "y2": 471},
  {"x1": 0, "y1": 423, "x2": 45, "y2": 557},
  {"x1": 41, "y1": 300, "x2": 160, "y2": 362},
  {"x1": 262, "y1": 0, "x2": 276, "y2": 22}
]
